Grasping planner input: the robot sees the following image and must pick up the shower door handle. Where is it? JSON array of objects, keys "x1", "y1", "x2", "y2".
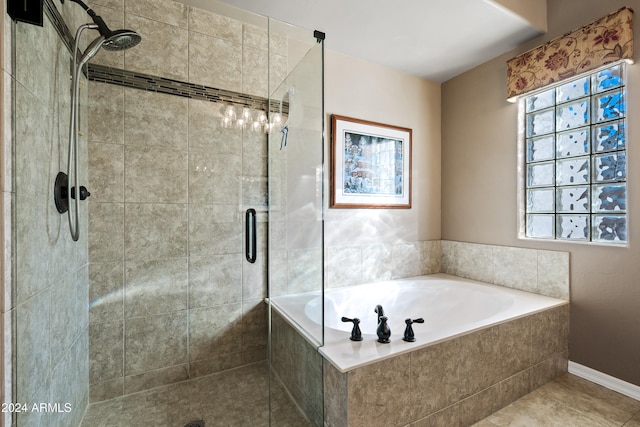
[{"x1": 245, "y1": 208, "x2": 257, "y2": 264}]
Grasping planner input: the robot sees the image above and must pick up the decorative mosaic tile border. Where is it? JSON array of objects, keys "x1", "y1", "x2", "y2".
[
  {"x1": 87, "y1": 64, "x2": 270, "y2": 111},
  {"x1": 45, "y1": 0, "x2": 75, "y2": 55},
  {"x1": 44, "y1": 0, "x2": 279, "y2": 112}
]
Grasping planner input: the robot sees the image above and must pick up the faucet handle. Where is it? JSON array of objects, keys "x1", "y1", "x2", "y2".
[
  {"x1": 403, "y1": 318, "x2": 424, "y2": 342},
  {"x1": 341, "y1": 317, "x2": 363, "y2": 341}
]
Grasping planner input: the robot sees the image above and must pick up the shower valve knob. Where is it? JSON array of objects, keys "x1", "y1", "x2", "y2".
[{"x1": 71, "y1": 186, "x2": 91, "y2": 201}]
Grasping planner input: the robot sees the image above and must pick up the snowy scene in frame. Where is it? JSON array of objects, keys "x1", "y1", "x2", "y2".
[{"x1": 331, "y1": 115, "x2": 412, "y2": 208}]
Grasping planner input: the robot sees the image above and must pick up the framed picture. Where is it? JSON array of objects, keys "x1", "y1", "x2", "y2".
[{"x1": 330, "y1": 115, "x2": 412, "y2": 208}]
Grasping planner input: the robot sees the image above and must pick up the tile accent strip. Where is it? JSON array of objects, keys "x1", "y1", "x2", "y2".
[
  {"x1": 88, "y1": 64, "x2": 270, "y2": 111},
  {"x1": 45, "y1": 0, "x2": 279, "y2": 112},
  {"x1": 44, "y1": 0, "x2": 76, "y2": 55}
]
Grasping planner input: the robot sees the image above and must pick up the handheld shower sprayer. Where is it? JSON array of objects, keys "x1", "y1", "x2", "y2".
[{"x1": 54, "y1": 0, "x2": 141, "y2": 241}]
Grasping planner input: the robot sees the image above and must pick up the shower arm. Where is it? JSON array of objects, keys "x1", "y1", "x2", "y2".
[{"x1": 59, "y1": 0, "x2": 112, "y2": 38}]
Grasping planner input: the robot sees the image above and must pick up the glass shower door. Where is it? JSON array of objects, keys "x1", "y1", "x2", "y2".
[{"x1": 268, "y1": 29, "x2": 325, "y2": 426}]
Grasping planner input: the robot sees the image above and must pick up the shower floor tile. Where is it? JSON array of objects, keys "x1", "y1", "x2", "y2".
[{"x1": 81, "y1": 362, "x2": 314, "y2": 427}]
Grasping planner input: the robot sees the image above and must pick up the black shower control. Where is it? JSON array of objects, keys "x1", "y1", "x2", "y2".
[{"x1": 71, "y1": 186, "x2": 91, "y2": 200}]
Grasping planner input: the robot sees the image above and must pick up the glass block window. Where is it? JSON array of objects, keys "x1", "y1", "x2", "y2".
[{"x1": 523, "y1": 64, "x2": 627, "y2": 244}]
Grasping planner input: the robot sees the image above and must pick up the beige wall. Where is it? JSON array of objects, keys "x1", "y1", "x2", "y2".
[
  {"x1": 324, "y1": 50, "x2": 442, "y2": 247},
  {"x1": 442, "y1": 0, "x2": 640, "y2": 386}
]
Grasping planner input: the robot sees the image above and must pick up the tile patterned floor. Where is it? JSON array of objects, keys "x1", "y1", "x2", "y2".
[
  {"x1": 475, "y1": 374, "x2": 640, "y2": 427},
  {"x1": 82, "y1": 368, "x2": 640, "y2": 427},
  {"x1": 80, "y1": 361, "x2": 314, "y2": 427}
]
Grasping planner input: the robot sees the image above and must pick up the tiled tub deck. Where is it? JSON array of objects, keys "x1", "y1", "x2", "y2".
[{"x1": 271, "y1": 276, "x2": 569, "y2": 427}]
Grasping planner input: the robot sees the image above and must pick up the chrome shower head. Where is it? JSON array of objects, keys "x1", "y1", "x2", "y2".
[
  {"x1": 89, "y1": 14, "x2": 141, "y2": 51},
  {"x1": 102, "y1": 28, "x2": 141, "y2": 51}
]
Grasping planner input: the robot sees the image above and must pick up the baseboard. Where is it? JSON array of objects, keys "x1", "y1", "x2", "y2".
[{"x1": 568, "y1": 361, "x2": 640, "y2": 401}]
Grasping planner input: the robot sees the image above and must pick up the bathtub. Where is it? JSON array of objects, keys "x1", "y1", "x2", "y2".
[{"x1": 270, "y1": 273, "x2": 568, "y2": 373}]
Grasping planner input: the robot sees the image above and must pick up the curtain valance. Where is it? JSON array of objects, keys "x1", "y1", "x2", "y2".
[{"x1": 507, "y1": 7, "x2": 633, "y2": 100}]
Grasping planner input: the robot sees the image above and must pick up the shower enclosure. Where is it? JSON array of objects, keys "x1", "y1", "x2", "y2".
[{"x1": 5, "y1": 0, "x2": 325, "y2": 425}]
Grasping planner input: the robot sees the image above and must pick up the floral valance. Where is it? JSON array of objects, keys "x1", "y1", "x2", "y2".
[{"x1": 507, "y1": 6, "x2": 633, "y2": 100}]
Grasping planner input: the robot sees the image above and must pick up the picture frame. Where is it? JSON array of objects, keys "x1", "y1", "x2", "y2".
[{"x1": 330, "y1": 115, "x2": 412, "y2": 209}]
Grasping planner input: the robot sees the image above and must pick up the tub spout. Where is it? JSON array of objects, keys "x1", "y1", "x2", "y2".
[{"x1": 374, "y1": 305, "x2": 385, "y2": 323}]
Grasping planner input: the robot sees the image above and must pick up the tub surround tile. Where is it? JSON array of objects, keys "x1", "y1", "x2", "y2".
[
  {"x1": 288, "y1": 248, "x2": 323, "y2": 294},
  {"x1": 420, "y1": 240, "x2": 442, "y2": 275},
  {"x1": 530, "y1": 308, "x2": 562, "y2": 365},
  {"x1": 271, "y1": 311, "x2": 324, "y2": 425},
  {"x1": 390, "y1": 242, "x2": 421, "y2": 279},
  {"x1": 440, "y1": 240, "x2": 570, "y2": 300},
  {"x1": 328, "y1": 246, "x2": 362, "y2": 288},
  {"x1": 537, "y1": 250, "x2": 570, "y2": 299},
  {"x1": 362, "y1": 243, "x2": 393, "y2": 283},
  {"x1": 317, "y1": 303, "x2": 569, "y2": 427},
  {"x1": 348, "y1": 353, "x2": 412, "y2": 427},
  {"x1": 411, "y1": 337, "x2": 465, "y2": 419},
  {"x1": 493, "y1": 246, "x2": 538, "y2": 292},
  {"x1": 324, "y1": 360, "x2": 348, "y2": 427},
  {"x1": 124, "y1": 14, "x2": 188, "y2": 81}
]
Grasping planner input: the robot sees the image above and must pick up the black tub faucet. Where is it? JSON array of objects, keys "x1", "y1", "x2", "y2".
[{"x1": 374, "y1": 305, "x2": 385, "y2": 323}]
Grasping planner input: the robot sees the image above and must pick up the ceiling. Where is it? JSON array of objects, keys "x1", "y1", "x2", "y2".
[{"x1": 206, "y1": 0, "x2": 547, "y2": 82}]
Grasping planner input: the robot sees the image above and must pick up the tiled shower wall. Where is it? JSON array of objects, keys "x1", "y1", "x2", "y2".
[
  {"x1": 8, "y1": 2, "x2": 93, "y2": 425},
  {"x1": 86, "y1": 0, "x2": 287, "y2": 401}
]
